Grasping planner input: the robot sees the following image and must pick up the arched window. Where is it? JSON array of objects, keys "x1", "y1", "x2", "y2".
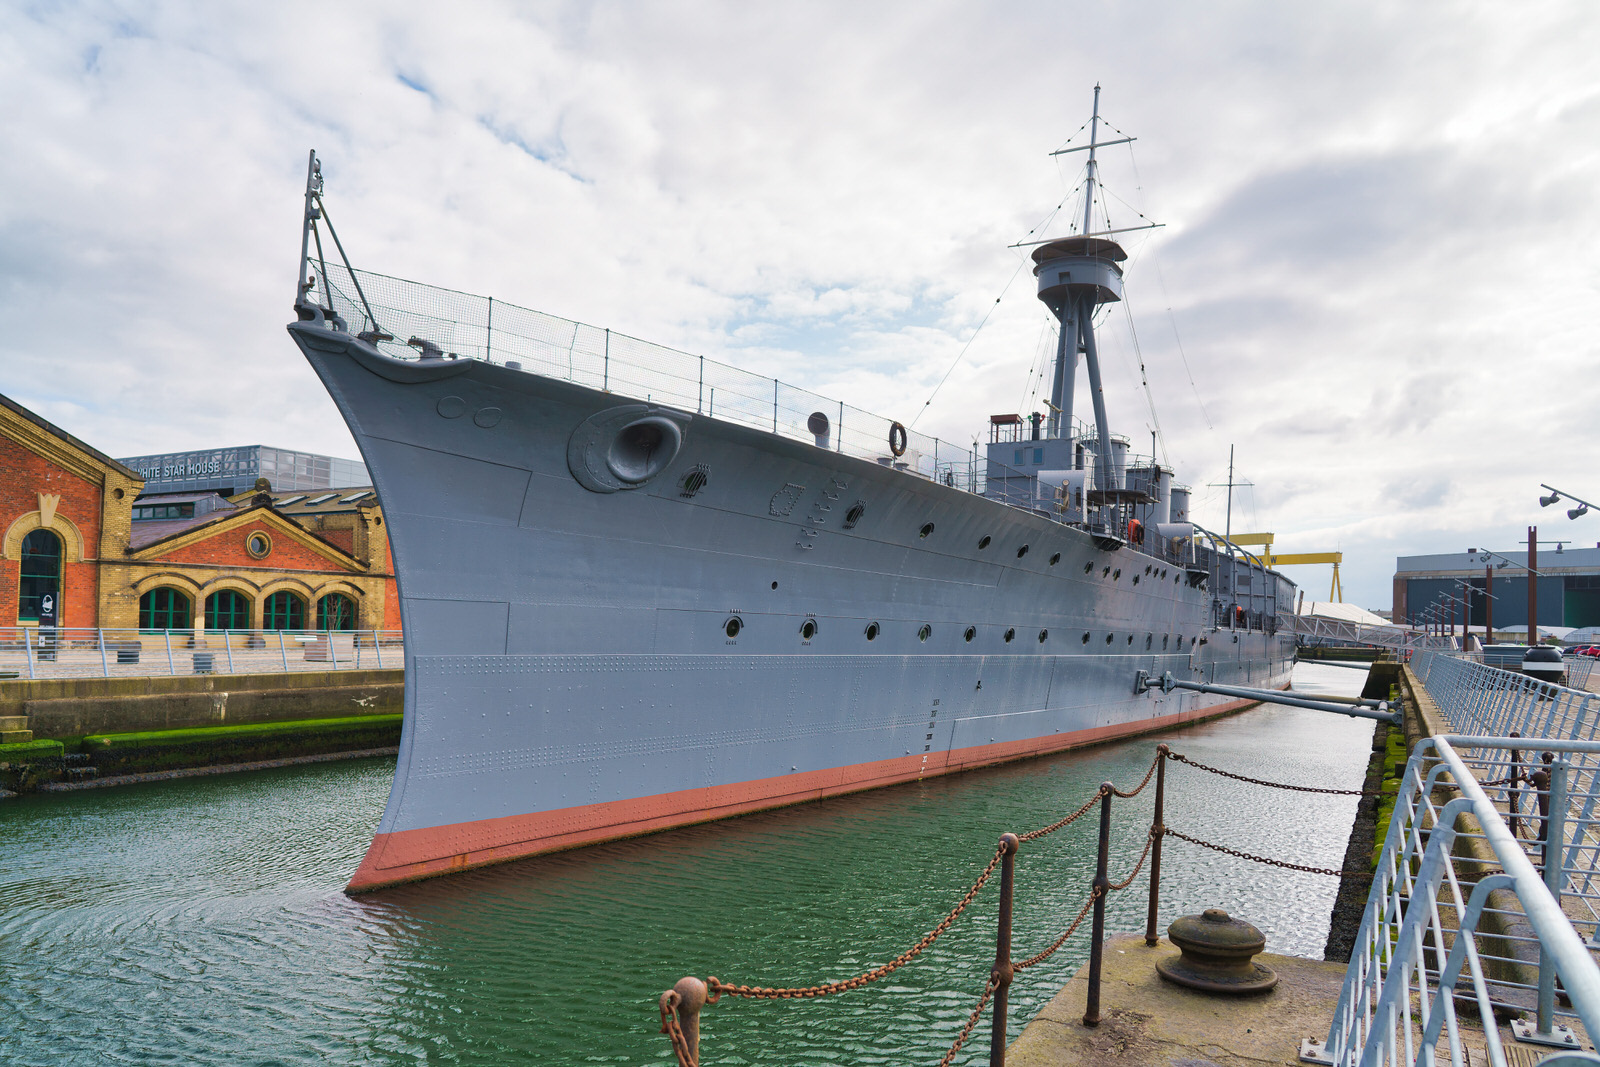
[
  {"x1": 263, "y1": 591, "x2": 306, "y2": 631},
  {"x1": 204, "y1": 590, "x2": 250, "y2": 631},
  {"x1": 19, "y1": 529, "x2": 63, "y2": 623},
  {"x1": 317, "y1": 593, "x2": 356, "y2": 631},
  {"x1": 139, "y1": 588, "x2": 192, "y2": 631}
]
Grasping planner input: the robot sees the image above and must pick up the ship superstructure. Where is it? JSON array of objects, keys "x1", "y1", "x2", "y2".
[{"x1": 287, "y1": 91, "x2": 1296, "y2": 891}]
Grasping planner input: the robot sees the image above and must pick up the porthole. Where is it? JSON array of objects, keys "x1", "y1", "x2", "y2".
[
  {"x1": 1016, "y1": 544, "x2": 1030, "y2": 559},
  {"x1": 1145, "y1": 565, "x2": 1152, "y2": 575},
  {"x1": 1132, "y1": 575, "x2": 1140, "y2": 585},
  {"x1": 1145, "y1": 634, "x2": 1153, "y2": 650},
  {"x1": 1163, "y1": 635, "x2": 1170, "y2": 649},
  {"x1": 725, "y1": 616, "x2": 743, "y2": 639},
  {"x1": 1038, "y1": 629, "x2": 1049, "y2": 643},
  {"x1": 964, "y1": 626, "x2": 976, "y2": 643},
  {"x1": 865, "y1": 622, "x2": 880, "y2": 641},
  {"x1": 1084, "y1": 562, "x2": 1094, "y2": 575},
  {"x1": 844, "y1": 502, "x2": 866, "y2": 529},
  {"x1": 1127, "y1": 635, "x2": 1134, "y2": 645},
  {"x1": 1004, "y1": 628, "x2": 1015, "y2": 643},
  {"x1": 1049, "y1": 553, "x2": 1061, "y2": 566},
  {"x1": 245, "y1": 531, "x2": 272, "y2": 559},
  {"x1": 1102, "y1": 566, "x2": 1111, "y2": 577},
  {"x1": 918, "y1": 624, "x2": 932, "y2": 642},
  {"x1": 977, "y1": 535, "x2": 991, "y2": 550},
  {"x1": 771, "y1": 581, "x2": 779, "y2": 589},
  {"x1": 1082, "y1": 632, "x2": 1091, "y2": 644},
  {"x1": 1113, "y1": 569, "x2": 1121, "y2": 580},
  {"x1": 679, "y1": 467, "x2": 710, "y2": 498},
  {"x1": 1190, "y1": 636, "x2": 1197, "y2": 646},
  {"x1": 919, "y1": 522, "x2": 935, "y2": 539},
  {"x1": 1105, "y1": 633, "x2": 1114, "y2": 644},
  {"x1": 800, "y1": 619, "x2": 818, "y2": 640}
]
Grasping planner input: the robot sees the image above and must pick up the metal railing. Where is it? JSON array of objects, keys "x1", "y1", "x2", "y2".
[
  {"x1": 312, "y1": 259, "x2": 1029, "y2": 494},
  {"x1": 1309, "y1": 735, "x2": 1600, "y2": 1067},
  {"x1": 0, "y1": 628, "x2": 405, "y2": 680},
  {"x1": 1415, "y1": 650, "x2": 1600, "y2": 740}
]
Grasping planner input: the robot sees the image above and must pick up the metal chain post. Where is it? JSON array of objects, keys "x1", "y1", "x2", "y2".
[
  {"x1": 988, "y1": 833, "x2": 1019, "y2": 1067},
  {"x1": 1145, "y1": 745, "x2": 1168, "y2": 946},
  {"x1": 1082, "y1": 783, "x2": 1113, "y2": 1027}
]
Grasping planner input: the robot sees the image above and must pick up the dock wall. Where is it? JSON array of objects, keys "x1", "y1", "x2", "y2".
[{"x1": 1, "y1": 669, "x2": 404, "y2": 739}]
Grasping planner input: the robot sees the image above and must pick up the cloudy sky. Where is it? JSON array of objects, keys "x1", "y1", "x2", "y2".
[{"x1": 2, "y1": 1, "x2": 1597, "y2": 609}]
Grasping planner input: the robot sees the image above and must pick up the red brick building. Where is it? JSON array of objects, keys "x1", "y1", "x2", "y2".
[{"x1": 1, "y1": 391, "x2": 399, "y2": 634}]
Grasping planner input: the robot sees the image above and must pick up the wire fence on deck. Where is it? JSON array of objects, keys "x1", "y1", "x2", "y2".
[{"x1": 0, "y1": 628, "x2": 405, "y2": 680}]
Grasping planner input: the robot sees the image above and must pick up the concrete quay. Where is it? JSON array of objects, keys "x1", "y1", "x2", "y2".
[
  {"x1": 1, "y1": 668, "x2": 402, "y2": 739},
  {"x1": 1007, "y1": 931, "x2": 1542, "y2": 1067},
  {"x1": 1007, "y1": 933, "x2": 1344, "y2": 1066}
]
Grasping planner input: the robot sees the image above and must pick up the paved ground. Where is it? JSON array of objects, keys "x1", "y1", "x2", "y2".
[{"x1": 1007, "y1": 933, "x2": 1347, "y2": 1067}]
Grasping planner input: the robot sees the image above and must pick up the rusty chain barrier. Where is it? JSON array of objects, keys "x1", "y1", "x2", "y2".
[{"x1": 656, "y1": 744, "x2": 1366, "y2": 1066}]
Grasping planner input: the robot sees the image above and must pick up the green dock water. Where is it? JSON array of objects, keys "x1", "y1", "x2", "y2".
[{"x1": 0, "y1": 663, "x2": 1367, "y2": 1065}]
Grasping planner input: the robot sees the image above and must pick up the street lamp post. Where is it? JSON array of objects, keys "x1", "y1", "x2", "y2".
[{"x1": 1529, "y1": 526, "x2": 1538, "y2": 647}]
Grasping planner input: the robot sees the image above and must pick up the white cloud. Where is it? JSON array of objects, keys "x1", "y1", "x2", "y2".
[{"x1": 1, "y1": 0, "x2": 1597, "y2": 608}]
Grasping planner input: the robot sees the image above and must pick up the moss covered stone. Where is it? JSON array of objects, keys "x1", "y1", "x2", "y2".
[
  {"x1": 0, "y1": 738, "x2": 65, "y2": 760},
  {"x1": 79, "y1": 714, "x2": 401, "y2": 775}
]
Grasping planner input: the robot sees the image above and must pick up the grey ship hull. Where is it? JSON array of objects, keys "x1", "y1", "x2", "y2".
[{"x1": 289, "y1": 324, "x2": 1295, "y2": 891}]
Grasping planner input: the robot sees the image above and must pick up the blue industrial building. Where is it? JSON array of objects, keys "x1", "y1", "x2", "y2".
[{"x1": 1394, "y1": 547, "x2": 1600, "y2": 630}]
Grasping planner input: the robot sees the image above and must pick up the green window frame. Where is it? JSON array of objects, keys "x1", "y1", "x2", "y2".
[
  {"x1": 204, "y1": 590, "x2": 250, "y2": 631},
  {"x1": 317, "y1": 593, "x2": 356, "y2": 631},
  {"x1": 139, "y1": 588, "x2": 192, "y2": 631},
  {"x1": 263, "y1": 591, "x2": 305, "y2": 631},
  {"x1": 19, "y1": 529, "x2": 63, "y2": 623}
]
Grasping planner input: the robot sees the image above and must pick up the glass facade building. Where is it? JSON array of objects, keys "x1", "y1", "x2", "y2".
[{"x1": 116, "y1": 446, "x2": 368, "y2": 496}]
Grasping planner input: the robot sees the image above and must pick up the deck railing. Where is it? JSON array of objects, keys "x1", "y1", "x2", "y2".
[{"x1": 0, "y1": 628, "x2": 405, "y2": 680}]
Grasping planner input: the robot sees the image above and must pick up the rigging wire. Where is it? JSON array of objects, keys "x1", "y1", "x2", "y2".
[
  {"x1": 908, "y1": 194, "x2": 1071, "y2": 429},
  {"x1": 1121, "y1": 139, "x2": 1215, "y2": 434}
]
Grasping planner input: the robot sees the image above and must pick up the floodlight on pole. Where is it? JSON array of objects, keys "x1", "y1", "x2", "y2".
[{"x1": 1540, "y1": 483, "x2": 1599, "y2": 520}]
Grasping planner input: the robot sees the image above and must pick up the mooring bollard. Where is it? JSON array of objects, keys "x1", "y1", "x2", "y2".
[
  {"x1": 659, "y1": 975, "x2": 708, "y2": 1066},
  {"x1": 989, "y1": 832, "x2": 1019, "y2": 1067},
  {"x1": 1082, "y1": 783, "x2": 1113, "y2": 1027},
  {"x1": 1144, "y1": 744, "x2": 1168, "y2": 947}
]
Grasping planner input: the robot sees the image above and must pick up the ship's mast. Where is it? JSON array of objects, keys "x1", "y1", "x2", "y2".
[
  {"x1": 1032, "y1": 87, "x2": 1127, "y2": 523},
  {"x1": 1082, "y1": 84, "x2": 1101, "y2": 236}
]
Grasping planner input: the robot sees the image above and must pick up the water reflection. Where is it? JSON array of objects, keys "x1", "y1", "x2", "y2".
[{"x1": 0, "y1": 662, "x2": 1369, "y2": 1064}]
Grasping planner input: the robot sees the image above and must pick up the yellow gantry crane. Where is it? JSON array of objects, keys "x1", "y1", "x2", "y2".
[{"x1": 1228, "y1": 533, "x2": 1344, "y2": 602}]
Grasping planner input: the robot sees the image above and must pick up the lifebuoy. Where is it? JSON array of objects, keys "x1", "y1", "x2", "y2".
[
  {"x1": 888, "y1": 421, "x2": 908, "y2": 458},
  {"x1": 1127, "y1": 519, "x2": 1144, "y2": 545}
]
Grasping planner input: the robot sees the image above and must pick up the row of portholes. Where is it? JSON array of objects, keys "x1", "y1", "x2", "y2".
[
  {"x1": 724, "y1": 615, "x2": 1198, "y2": 650},
  {"x1": 917, "y1": 522, "x2": 1186, "y2": 581}
]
